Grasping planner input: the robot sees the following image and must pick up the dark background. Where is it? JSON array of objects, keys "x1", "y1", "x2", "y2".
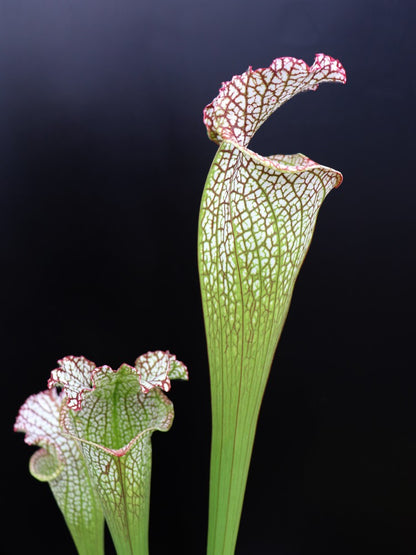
[{"x1": 2, "y1": 0, "x2": 415, "y2": 553}]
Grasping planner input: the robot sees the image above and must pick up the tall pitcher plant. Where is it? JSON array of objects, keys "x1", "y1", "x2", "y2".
[{"x1": 198, "y1": 53, "x2": 346, "y2": 554}]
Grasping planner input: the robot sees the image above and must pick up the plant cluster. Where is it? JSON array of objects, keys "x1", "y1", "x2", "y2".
[{"x1": 15, "y1": 53, "x2": 346, "y2": 554}]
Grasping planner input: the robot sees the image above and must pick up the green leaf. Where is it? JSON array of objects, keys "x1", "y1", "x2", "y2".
[
  {"x1": 198, "y1": 54, "x2": 346, "y2": 554},
  {"x1": 16, "y1": 352, "x2": 188, "y2": 555},
  {"x1": 14, "y1": 389, "x2": 105, "y2": 555},
  {"x1": 49, "y1": 353, "x2": 188, "y2": 555}
]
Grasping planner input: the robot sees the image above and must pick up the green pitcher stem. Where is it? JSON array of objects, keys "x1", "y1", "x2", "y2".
[
  {"x1": 54, "y1": 473, "x2": 105, "y2": 555},
  {"x1": 206, "y1": 343, "x2": 276, "y2": 555},
  {"x1": 64, "y1": 515, "x2": 104, "y2": 555},
  {"x1": 88, "y1": 450, "x2": 152, "y2": 555},
  {"x1": 207, "y1": 402, "x2": 259, "y2": 554}
]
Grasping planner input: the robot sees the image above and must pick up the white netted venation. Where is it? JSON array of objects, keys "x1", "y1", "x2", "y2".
[
  {"x1": 135, "y1": 350, "x2": 189, "y2": 393},
  {"x1": 204, "y1": 53, "x2": 346, "y2": 147},
  {"x1": 14, "y1": 388, "x2": 104, "y2": 547},
  {"x1": 200, "y1": 54, "x2": 346, "y2": 554},
  {"x1": 200, "y1": 54, "x2": 346, "y2": 387},
  {"x1": 48, "y1": 352, "x2": 188, "y2": 410},
  {"x1": 15, "y1": 350, "x2": 188, "y2": 552}
]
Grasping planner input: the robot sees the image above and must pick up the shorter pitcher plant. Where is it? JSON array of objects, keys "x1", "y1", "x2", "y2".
[{"x1": 14, "y1": 351, "x2": 188, "y2": 555}]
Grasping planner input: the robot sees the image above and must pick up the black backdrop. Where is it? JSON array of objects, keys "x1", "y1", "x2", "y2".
[{"x1": 3, "y1": 0, "x2": 415, "y2": 553}]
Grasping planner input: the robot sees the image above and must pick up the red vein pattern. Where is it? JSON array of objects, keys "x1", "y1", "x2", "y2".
[
  {"x1": 135, "y1": 350, "x2": 189, "y2": 393},
  {"x1": 48, "y1": 356, "x2": 97, "y2": 411},
  {"x1": 199, "y1": 54, "x2": 346, "y2": 554},
  {"x1": 62, "y1": 364, "x2": 179, "y2": 554},
  {"x1": 14, "y1": 389, "x2": 105, "y2": 552},
  {"x1": 48, "y1": 351, "x2": 188, "y2": 410},
  {"x1": 15, "y1": 389, "x2": 66, "y2": 472},
  {"x1": 17, "y1": 352, "x2": 188, "y2": 554},
  {"x1": 204, "y1": 53, "x2": 346, "y2": 147}
]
